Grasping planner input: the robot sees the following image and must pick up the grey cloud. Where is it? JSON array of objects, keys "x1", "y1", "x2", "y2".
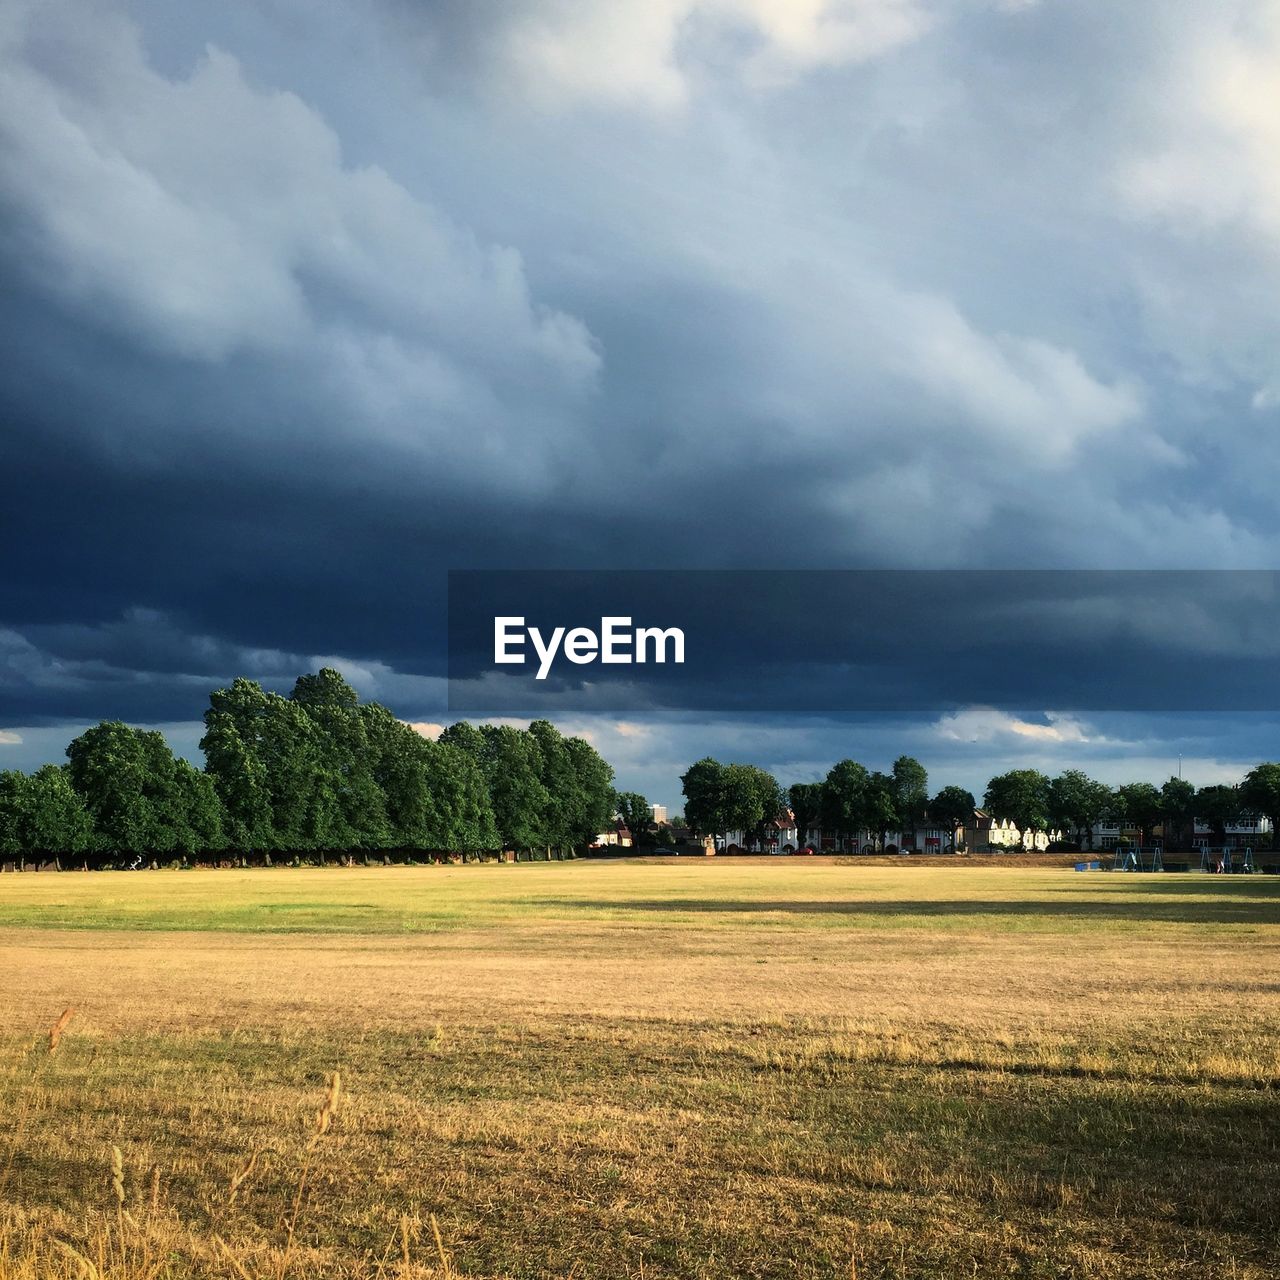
[{"x1": 4, "y1": 0, "x2": 1280, "y2": 785}]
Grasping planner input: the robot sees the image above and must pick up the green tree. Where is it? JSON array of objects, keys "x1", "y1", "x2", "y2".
[
  {"x1": 822, "y1": 759, "x2": 869, "y2": 852},
  {"x1": 66, "y1": 722, "x2": 162, "y2": 858},
  {"x1": 1195, "y1": 783, "x2": 1243, "y2": 844},
  {"x1": 0, "y1": 767, "x2": 94, "y2": 867},
  {"x1": 1160, "y1": 777, "x2": 1196, "y2": 851},
  {"x1": 681, "y1": 758, "x2": 725, "y2": 838},
  {"x1": 564, "y1": 737, "x2": 615, "y2": 850},
  {"x1": 367, "y1": 711, "x2": 499, "y2": 854},
  {"x1": 1240, "y1": 763, "x2": 1280, "y2": 850},
  {"x1": 21, "y1": 765, "x2": 96, "y2": 863},
  {"x1": 983, "y1": 770, "x2": 1051, "y2": 833},
  {"x1": 164, "y1": 759, "x2": 226, "y2": 856},
  {"x1": 616, "y1": 792, "x2": 654, "y2": 845},
  {"x1": 0, "y1": 772, "x2": 22, "y2": 861},
  {"x1": 891, "y1": 756, "x2": 928, "y2": 848},
  {"x1": 788, "y1": 782, "x2": 824, "y2": 850},
  {"x1": 451, "y1": 724, "x2": 550, "y2": 854},
  {"x1": 1047, "y1": 770, "x2": 1112, "y2": 848},
  {"x1": 66, "y1": 722, "x2": 215, "y2": 863},
  {"x1": 200, "y1": 678, "x2": 276, "y2": 851},
  {"x1": 528, "y1": 720, "x2": 591, "y2": 856},
  {"x1": 930, "y1": 785, "x2": 975, "y2": 852},
  {"x1": 865, "y1": 771, "x2": 900, "y2": 852},
  {"x1": 1112, "y1": 782, "x2": 1162, "y2": 846},
  {"x1": 422, "y1": 739, "x2": 501, "y2": 853},
  {"x1": 291, "y1": 670, "x2": 391, "y2": 854},
  {"x1": 722, "y1": 764, "x2": 783, "y2": 849}
]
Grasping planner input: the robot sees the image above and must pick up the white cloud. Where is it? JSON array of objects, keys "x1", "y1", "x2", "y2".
[
  {"x1": 500, "y1": 0, "x2": 935, "y2": 109},
  {"x1": 404, "y1": 721, "x2": 445, "y2": 740},
  {"x1": 0, "y1": 0, "x2": 598, "y2": 428},
  {"x1": 0, "y1": 730, "x2": 22, "y2": 745},
  {"x1": 1121, "y1": 11, "x2": 1280, "y2": 242},
  {"x1": 894, "y1": 293, "x2": 1143, "y2": 460},
  {"x1": 935, "y1": 706, "x2": 1097, "y2": 745}
]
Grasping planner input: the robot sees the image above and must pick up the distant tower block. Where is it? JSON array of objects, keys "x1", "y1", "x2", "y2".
[{"x1": 651, "y1": 803, "x2": 668, "y2": 824}]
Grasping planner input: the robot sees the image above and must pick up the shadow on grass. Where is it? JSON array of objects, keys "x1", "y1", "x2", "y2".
[{"x1": 538, "y1": 896, "x2": 1280, "y2": 926}]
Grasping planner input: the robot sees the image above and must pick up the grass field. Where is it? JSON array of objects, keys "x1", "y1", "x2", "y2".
[{"x1": 1, "y1": 860, "x2": 1278, "y2": 1278}]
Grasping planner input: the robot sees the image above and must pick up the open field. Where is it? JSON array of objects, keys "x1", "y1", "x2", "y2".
[{"x1": 1, "y1": 861, "x2": 1278, "y2": 1278}]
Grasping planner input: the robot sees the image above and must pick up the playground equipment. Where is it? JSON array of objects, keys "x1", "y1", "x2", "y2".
[
  {"x1": 1197, "y1": 845, "x2": 1254, "y2": 874},
  {"x1": 1110, "y1": 844, "x2": 1164, "y2": 872}
]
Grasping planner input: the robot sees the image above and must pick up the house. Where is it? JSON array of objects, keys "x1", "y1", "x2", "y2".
[
  {"x1": 965, "y1": 812, "x2": 1062, "y2": 852},
  {"x1": 1192, "y1": 815, "x2": 1271, "y2": 850},
  {"x1": 717, "y1": 810, "x2": 799, "y2": 852},
  {"x1": 593, "y1": 823, "x2": 634, "y2": 848},
  {"x1": 1086, "y1": 816, "x2": 1271, "y2": 851},
  {"x1": 1090, "y1": 820, "x2": 1147, "y2": 850}
]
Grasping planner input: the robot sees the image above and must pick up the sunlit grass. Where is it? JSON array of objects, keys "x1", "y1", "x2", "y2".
[{"x1": 1, "y1": 862, "x2": 1278, "y2": 1277}]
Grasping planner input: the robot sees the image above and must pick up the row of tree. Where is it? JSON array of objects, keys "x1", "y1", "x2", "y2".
[
  {"x1": 0, "y1": 669, "x2": 616, "y2": 865},
  {"x1": 680, "y1": 756, "x2": 1280, "y2": 852},
  {"x1": 980, "y1": 766, "x2": 1280, "y2": 850}
]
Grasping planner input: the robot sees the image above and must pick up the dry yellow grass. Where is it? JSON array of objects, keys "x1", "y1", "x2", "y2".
[{"x1": 0, "y1": 862, "x2": 1277, "y2": 1278}]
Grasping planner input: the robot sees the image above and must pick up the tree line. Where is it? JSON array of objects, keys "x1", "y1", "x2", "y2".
[
  {"x1": 680, "y1": 756, "x2": 1280, "y2": 851},
  {"x1": 0, "y1": 669, "x2": 616, "y2": 866}
]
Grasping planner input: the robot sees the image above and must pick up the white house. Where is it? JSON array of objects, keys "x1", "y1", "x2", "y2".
[{"x1": 1192, "y1": 816, "x2": 1271, "y2": 849}]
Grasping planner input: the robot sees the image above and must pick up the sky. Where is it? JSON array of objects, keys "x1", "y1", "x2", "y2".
[{"x1": 4, "y1": 0, "x2": 1280, "y2": 809}]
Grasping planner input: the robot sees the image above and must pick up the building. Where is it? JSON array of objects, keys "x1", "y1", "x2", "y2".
[
  {"x1": 1090, "y1": 820, "x2": 1145, "y2": 850},
  {"x1": 651, "y1": 803, "x2": 668, "y2": 824},
  {"x1": 1086, "y1": 816, "x2": 1272, "y2": 851},
  {"x1": 593, "y1": 823, "x2": 634, "y2": 848},
  {"x1": 717, "y1": 810, "x2": 799, "y2": 852},
  {"x1": 1191, "y1": 816, "x2": 1271, "y2": 850}
]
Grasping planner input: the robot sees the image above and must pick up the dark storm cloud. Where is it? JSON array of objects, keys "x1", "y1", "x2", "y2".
[
  {"x1": 4, "y1": 0, "x2": 1280, "y2": 789},
  {"x1": 445, "y1": 571, "x2": 1280, "y2": 715}
]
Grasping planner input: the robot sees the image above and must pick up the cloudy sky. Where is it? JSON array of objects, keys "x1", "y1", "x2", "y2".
[{"x1": 4, "y1": 0, "x2": 1280, "y2": 808}]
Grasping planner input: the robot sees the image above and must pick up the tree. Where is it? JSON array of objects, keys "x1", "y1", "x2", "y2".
[
  {"x1": 865, "y1": 771, "x2": 900, "y2": 852},
  {"x1": 200, "y1": 678, "x2": 275, "y2": 851},
  {"x1": 1112, "y1": 782, "x2": 1162, "y2": 846},
  {"x1": 1240, "y1": 763, "x2": 1280, "y2": 851},
  {"x1": 1195, "y1": 784, "x2": 1243, "y2": 844},
  {"x1": 291, "y1": 670, "x2": 390, "y2": 854},
  {"x1": 930, "y1": 785, "x2": 975, "y2": 852},
  {"x1": 564, "y1": 737, "x2": 616, "y2": 849},
  {"x1": 722, "y1": 764, "x2": 784, "y2": 849},
  {"x1": 420, "y1": 739, "x2": 500, "y2": 852},
  {"x1": 165, "y1": 760, "x2": 226, "y2": 855},
  {"x1": 616, "y1": 792, "x2": 654, "y2": 845},
  {"x1": 0, "y1": 772, "x2": 22, "y2": 862},
  {"x1": 788, "y1": 782, "x2": 824, "y2": 850},
  {"x1": 528, "y1": 720, "x2": 609, "y2": 856},
  {"x1": 891, "y1": 756, "x2": 928, "y2": 849},
  {"x1": 0, "y1": 767, "x2": 94, "y2": 867},
  {"x1": 66, "y1": 722, "x2": 165, "y2": 859},
  {"x1": 822, "y1": 759, "x2": 869, "y2": 852},
  {"x1": 478, "y1": 725, "x2": 550, "y2": 852},
  {"x1": 682, "y1": 758, "x2": 725, "y2": 838},
  {"x1": 67, "y1": 722, "x2": 220, "y2": 863},
  {"x1": 21, "y1": 765, "x2": 95, "y2": 863},
  {"x1": 680, "y1": 758, "x2": 779, "y2": 848},
  {"x1": 983, "y1": 770, "x2": 1051, "y2": 833},
  {"x1": 1160, "y1": 777, "x2": 1196, "y2": 851},
  {"x1": 1047, "y1": 770, "x2": 1112, "y2": 848},
  {"x1": 367, "y1": 712, "x2": 499, "y2": 854}
]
